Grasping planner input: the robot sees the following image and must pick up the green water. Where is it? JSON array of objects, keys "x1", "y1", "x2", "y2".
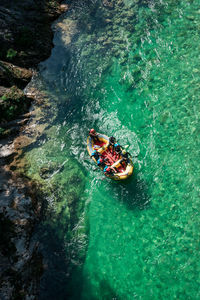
[{"x1": 25, "y1": 0, "x2": 200, "y2": 299}]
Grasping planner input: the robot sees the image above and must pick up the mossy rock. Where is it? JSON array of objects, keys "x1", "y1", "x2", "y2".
[
  {"x1": 0, "y1": 86, "x2": 31, "y2": 123},
  {"x1": 0, "y1": 127, "x2": 11, "y2": 139},
  {"x1": 0, "y1": 60, "x2": 32, "y2": 88}
]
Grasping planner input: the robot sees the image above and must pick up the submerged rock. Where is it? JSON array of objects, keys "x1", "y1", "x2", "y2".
[
  {"x1": 39, "y1": 162, "x2": 62, "y2": 179},
  {"x1": 102, "y1": 0, "x2": 114, "y2": 9}
]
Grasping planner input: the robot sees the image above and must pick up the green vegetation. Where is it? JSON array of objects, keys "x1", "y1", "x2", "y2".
[
  {"x1": 6, "y1": 48, "x2": 17, "y2": 59},
  {"x1": 1, "y1": 95, "x2": 8, "y2": 101},
  {"x1": 0, "y1": 86, "x2": 30, "y2": 123},
  {"x1": 0, "y1": 127, "x2": 6, "y2": 138}
]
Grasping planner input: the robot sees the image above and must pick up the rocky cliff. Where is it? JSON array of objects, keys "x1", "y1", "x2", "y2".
[
  {"x1": 0, "y1": 0, "x2": 68, "y2": 298},
  {"x1": 0, "y1": 0, "x2": 69, "y2": 125}
]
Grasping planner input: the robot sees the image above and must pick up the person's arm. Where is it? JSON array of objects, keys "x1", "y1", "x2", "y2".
[{"x1": 111, "y1": 167, "x2": 117, "y2": 173}]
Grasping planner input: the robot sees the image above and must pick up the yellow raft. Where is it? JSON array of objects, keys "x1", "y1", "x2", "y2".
[{"x1": 87, "y1": 133, "x2": 134, "y2": 180}]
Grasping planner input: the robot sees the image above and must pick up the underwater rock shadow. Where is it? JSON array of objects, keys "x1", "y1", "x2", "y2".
[
  {"x1": 111, "y1": 174, "x2": 150, "y2": 211},
  {"x1": 71, "y1": 269, "x2": 119, "y2": 300}
]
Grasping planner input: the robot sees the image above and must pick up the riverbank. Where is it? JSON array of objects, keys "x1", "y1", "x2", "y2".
[{"x1": 0, "y1": 1, "x2": 68, "y2": 298}]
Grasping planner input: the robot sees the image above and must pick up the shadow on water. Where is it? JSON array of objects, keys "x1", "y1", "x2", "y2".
[
  {"x1": 37, "y1": 214, "x2": 88, "y2": 300},
  {"x1": 66, "y1": 267, "x2": 119, "y2": 300},
  {"x1": 63, "y1": 269, "x2": 119, "y2": 300},
  {"x1": 98, "y1": 279, "x2": 118, "y2": 300},
  {"x1": 110, "y1": 172, "x2": 150, "y2": 211}
]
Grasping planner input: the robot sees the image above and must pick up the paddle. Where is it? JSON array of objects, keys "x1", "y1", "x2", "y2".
[{"x1": 123, "y1": 145, "x2": 139, "y2": 158}]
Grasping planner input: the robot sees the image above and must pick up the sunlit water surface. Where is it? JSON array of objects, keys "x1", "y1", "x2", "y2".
[{"x1": 24, "y1": 0, "x2": 200, "y2": 299}]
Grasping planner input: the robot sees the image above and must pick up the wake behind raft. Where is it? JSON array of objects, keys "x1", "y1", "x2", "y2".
[{"x1": 87, "y1": 131, "x2": 134, "y2": 180}]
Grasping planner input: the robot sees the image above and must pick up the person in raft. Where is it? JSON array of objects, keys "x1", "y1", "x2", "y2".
[
  {"x1": 89, "y1": 128, "x2": 99, "y2": 142},
  {"x1": 108, "y1": 136, "x2": 116, "y2": 153},
  {"x1": 97, "y1": 157, "x2": 107, "y2": 168},
  {"x1": 104, "y1": 165, "x2": 117, "y2": 176},
  {"x1": 91, "y1": 150, "x2": 100, "y2": 161},
  {"x1": 121, "y1": 149, "x2": 131, "y2": 165},
  {"x1": 114, "y1": 143, "x2": 122, "y2": 159}
]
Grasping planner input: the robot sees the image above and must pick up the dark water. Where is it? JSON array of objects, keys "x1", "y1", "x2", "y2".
[{"x1": 25, "y1": 0, "x2": 200, "y2": 298}]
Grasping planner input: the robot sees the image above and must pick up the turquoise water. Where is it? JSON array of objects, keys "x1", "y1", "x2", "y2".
[{"x1": 25, "y1": 0, "x2": 200, "y2": 299}]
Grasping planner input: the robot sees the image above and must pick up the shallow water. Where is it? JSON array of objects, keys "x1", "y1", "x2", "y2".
[{"x1": 25, "y1": 0, "x2": 200, "y2": 299}]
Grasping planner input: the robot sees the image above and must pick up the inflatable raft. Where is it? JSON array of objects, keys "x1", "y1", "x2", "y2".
[{"x1": 87, "y1": 133, "x2": 134, "y2": 180}]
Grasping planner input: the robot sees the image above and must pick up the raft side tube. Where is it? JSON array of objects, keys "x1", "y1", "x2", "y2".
[{"x1": 87, "y1": 134, "x2": 109, "y2": 159}]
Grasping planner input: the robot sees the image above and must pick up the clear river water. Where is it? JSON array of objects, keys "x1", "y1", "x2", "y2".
[{"x1": 24, "y1": 0, "x2": 200, "y2": 299}]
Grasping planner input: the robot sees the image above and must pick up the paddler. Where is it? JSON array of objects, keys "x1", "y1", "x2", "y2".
[
  {"x1": 89, "y1": 128, "x2": 100, "y2": 142},
  {"x1": 120, "y1": 149, "x2": 131, "y2": 165},
  {"x1": 103, "y1": 165, "x2": 117, "y2": 176},
  {"x1": 114, "y1": 143, "x2": 122, "y2": 159},
  {"x1": 97, "y1": 157, "x2": 107, "y2": 168},
  {"x1": 108, "y1": 136, "x2": 116, "y2": 153}
]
